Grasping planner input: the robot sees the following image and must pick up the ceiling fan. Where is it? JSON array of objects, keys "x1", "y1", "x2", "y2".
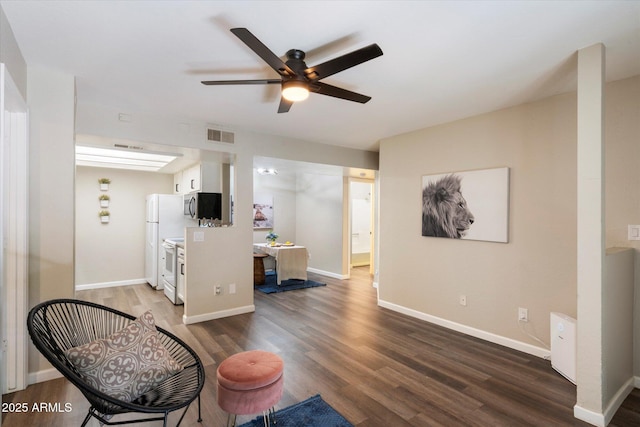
[{"x1": 201, "y1": 28, "x2": 383, "y2": 113}]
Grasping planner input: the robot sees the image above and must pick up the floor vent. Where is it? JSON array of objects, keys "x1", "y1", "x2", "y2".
[{"x1": 207, "y1": 128, "x2": 235, "y2": 144}]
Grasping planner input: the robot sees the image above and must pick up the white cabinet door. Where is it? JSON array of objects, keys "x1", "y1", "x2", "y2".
[
  {"x1": 175, "y1": 162, "x2": 222, "y2": 194},
  {"x1": 183, "y1": 164, "x2": 201, "y2": 192},
  {"x1": 173, "y1": 171, "x2": 182, "y2": 194}
]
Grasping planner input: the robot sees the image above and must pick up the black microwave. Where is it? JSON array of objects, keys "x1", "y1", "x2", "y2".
[{"x1": 184, "y1": 192, "x2": 222, "y2": 219}]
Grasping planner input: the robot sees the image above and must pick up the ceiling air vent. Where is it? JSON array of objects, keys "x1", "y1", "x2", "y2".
[{"x1": 207, "y1": 128, "x2": 235, "y2": 144}]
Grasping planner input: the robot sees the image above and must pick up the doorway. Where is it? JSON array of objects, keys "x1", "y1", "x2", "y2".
[{"x1": 350, "y1": 180, "x2": 374, "y2": 274}]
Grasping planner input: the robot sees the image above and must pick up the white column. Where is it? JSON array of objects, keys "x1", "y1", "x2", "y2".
[{"x1": 574, "y1": 43, "x2": 606, "y2": 426}]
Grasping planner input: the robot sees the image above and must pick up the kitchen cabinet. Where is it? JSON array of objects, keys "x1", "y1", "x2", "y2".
[
  {"x1": 173, "y1": 171, "x2": 183, "y2": 194},
  {"x1": 173, "y1": 162, "x2": 222, "y2": 194},
  {"x1": 183, "y1": 163, "x2": 201, "y2": 192}
]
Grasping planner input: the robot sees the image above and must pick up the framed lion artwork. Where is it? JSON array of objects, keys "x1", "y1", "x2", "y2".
[{"x1": 421, "y1": 167, "x2": 509, "y2": 243}]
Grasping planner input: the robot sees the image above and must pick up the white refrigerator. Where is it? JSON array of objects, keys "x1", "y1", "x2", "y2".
[{"x1": 145, "y1": 194, "x2": 184, "y2": 289}]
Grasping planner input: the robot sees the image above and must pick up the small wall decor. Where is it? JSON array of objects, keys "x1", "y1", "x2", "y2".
[
  {"x1": 421, "y1": 167, "x2": 509, "y2": 243},
  {"x1": 98, "y1": 178, "x2": 111, "y2": 191},
  {"x1": 99, "y1": 194, "x2": 110, "y2": 208},
  {"x1": 253, "y1": 195, "x2": 274, "y2": 229},
  {"x1": 99, "y1": 210, "x2": 110, "y2": 223}
]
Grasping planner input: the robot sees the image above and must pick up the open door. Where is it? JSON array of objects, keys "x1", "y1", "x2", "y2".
[
  {"x1": 349, "y1": 179, "x2": 375, "y2": 273},
  {"x1": 1, "y1": 63, "x2": 29, "y2": 394}
]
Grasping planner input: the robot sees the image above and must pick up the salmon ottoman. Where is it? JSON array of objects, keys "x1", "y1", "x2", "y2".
[{"x1": 217, "y1": 350, "x2": 284, "y2": 426}]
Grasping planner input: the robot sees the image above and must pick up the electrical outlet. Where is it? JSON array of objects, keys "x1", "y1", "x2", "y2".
[
  {"x1": 518, "y1": 307, "x2": 528, "y2": 322},
  {"x1": 459, "y1": 295, "x2": 467, "y2": 306},
  {"x1": 215, "y1": 285, "x2": 222, "y2": 295}
]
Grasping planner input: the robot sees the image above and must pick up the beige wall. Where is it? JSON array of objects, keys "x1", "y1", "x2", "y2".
[
  {"x1": 605, "y1": 76, "x2": 640, "y2": 249},
  {"x1": 184, "y1": 226, "x2": 254, "y2": 323},
  {"x1": 27, "y1": 66, "x2": 76, "y2": 374},
  {"x1": 0, "y1": 6, "x2": 26, "y2": 98},
  {"x1": 378, "y1": 74, "x2": 640, "y2": 424},
  {"x1": 603, "y1": 76, "x2": 640, "y2": 377},
  {"x1": 75, "y1": 166, "x2": 173, "y2": 286},
  {"x1": 603, "y1": 248, "x2": 634, "y2": 412},
  {"x1": 296, "y1": 173, "x2": 345, "y2": 276},
  {"x1": 378, "y1": 90, "x2": 578, "y2": 351}
]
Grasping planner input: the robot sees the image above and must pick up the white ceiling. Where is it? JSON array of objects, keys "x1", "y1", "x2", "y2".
[{"x1": 2, "y1": 1, "x2": 639, "y2": 153}]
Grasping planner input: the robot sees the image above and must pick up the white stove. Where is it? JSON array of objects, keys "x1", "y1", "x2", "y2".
[{"x1": 162, "y1": 237, "x2": 184, "y2": 305}]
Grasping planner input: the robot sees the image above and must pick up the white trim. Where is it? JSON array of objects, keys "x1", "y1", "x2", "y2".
[
  {"x1": 1, "y1": 64, "x2": 29, "y2": 394},
  {"x1": 307, "y1": 267, "x2": 348, "y2": 280},
  {"x1": 28, "y1": 368, "x2": 62, "y2": 385},
  {"x1": 574, "y1": 404, "x2": 605, "y2": 427},
  {"x1": 378, "y1": 299, "x2": 550, "y2": 359},
  {"x1": 183, "y1": 305, "x2": 255, "y2": 325},
  {"x1": 75, "y1": 278, "x2": 147, "y2": 291},
  {"x1": 602, "y1": 377, "x2": 635, "y2": 426}
]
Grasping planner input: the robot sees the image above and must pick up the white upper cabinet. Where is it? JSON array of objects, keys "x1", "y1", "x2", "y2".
[
  {"x1": 173, "y1": 170, "x2": 183, "y2": 194},
  {"x1": 174, "y1": 162, "x2": 222, "y2": 194}
]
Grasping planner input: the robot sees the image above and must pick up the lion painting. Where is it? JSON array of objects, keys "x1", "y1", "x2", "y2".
[{"x1": 422, "y1": 174, "x2": 474, "y2": 238}]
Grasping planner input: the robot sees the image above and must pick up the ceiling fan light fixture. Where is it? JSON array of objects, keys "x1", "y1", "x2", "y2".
[{"x1": 282, "y1": 80, "x2": 309, "y2": 102}]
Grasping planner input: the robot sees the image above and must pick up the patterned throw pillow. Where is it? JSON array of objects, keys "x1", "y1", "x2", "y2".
[{"x1": 64, "y1": 310, "x2": 183, "y2": 402}]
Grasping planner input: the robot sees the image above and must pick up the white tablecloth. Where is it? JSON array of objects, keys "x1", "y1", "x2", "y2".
[{"x1": 253, "y1": 243, "x2": 308, "y2": 284}]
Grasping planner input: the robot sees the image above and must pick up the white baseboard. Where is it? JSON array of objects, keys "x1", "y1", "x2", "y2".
[
  {"x1": 75, "y1": 278, "x2": 147, "y2": 291},
  {"x1": 574, "y1": 376, "x2": 638, "y2": 427},
  {"x1": 183, "y1": 305, "x2": 255, "y2": 325},
  {"x1": 574, "y1": 405, "x2": 605, "y2": 427},
  {"x1": 28, "y1": 368, "x2": 62, "y2": 385},
  {"x1": 604, "y1": 377, "x2": 636, "y2": 425},
  {"x1": 307, "y1": 267, "x2": 348, "y2": 280},
  {"x1": 377, "y1": 299, "x2": 550, "y2": 359}
]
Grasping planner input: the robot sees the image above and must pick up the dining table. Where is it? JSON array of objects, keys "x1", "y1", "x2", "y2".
[{"x1": 253, "y1": 243, "x2": 309, "y2": 285}]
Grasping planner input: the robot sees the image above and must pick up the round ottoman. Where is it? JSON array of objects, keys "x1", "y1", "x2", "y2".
[{"x1": 217, "y1": 350, "x2": 284, "y2": 426}]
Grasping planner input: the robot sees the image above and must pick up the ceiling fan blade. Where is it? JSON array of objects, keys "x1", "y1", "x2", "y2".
[
  {"x1": 310, "y1": 82, "x2": 372, "y2": 104},
  {"x1": 230, "y1": 28, "x2": 296, "y2": 77},
  {"x1": 278, "y1": 97, "x2": 293, "y2": 113},
  {"x1": 201, "y1": 79, "x2": 281, "y2": 85},
  {"x1": 304, "y1": 44, "x2": 383, "y2": 81}
]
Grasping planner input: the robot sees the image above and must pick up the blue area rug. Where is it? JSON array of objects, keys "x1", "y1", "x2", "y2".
[
  {"x1": 238, "y1": 394, "x2": 353, "y2": 427},
  {"x1": 256, "y1": 271, "x2": 326, "y2": 294}
]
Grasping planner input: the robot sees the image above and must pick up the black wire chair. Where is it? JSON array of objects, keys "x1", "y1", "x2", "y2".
[{"x1": 27, "y1": 299, "x2": 204, "y2": 426}]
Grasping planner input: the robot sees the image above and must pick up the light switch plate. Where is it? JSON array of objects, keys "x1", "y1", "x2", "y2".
[
  {"x1": 194, "y1": 231, "x2": 205, "y2": 242},
  {"x1": 628, "y1": 225, "x2": 640, "y2": 240}
]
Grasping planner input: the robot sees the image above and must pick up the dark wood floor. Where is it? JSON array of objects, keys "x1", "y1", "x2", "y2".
[{"x1": 4, "y1": 267, "x2": 640, "y2": 426}]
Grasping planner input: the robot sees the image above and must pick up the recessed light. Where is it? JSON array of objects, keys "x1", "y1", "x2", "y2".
[{"x1": 256, "y1": 168, "x2": 278, "y2": 175}]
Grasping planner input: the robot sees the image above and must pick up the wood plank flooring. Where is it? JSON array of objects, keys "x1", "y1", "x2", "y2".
[{"x1": 4, "y1": 267, "x2": 640, "y2": 426}]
